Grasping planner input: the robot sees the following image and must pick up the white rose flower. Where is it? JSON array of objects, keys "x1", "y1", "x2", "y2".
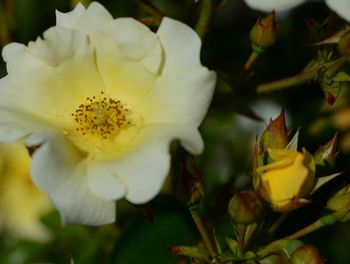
[
  {"x1": 0, "y1": 2, "x2": 216, "y2": 225},
  {"x1": 325, "y1": 0, "x2": 350, "y2": 22},
  {"x1": 0, "y1": 142, "x2": 52, "y2": 241},
  {"x1": 244, "y1": 0, "x2": 350, "y2": 22},
  {"x1": 244, "y1": 0, "x2": 306, "y2": 12}
]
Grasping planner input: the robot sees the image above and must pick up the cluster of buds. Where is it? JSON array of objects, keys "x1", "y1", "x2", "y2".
[
  {"x1": 171, "y1": 110, "x2": 341, "y2": 263},
  {"x1": 252, "y1": 110, "x2": 314, "y2": 212},
  {"x1": 252, "y1": 110, "x2": 339, "y2": 212}
]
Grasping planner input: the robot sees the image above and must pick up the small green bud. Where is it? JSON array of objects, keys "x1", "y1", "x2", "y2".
[
  {"x1": 250, "y1": 11, "x2": 279, "y2": 51},
  {"x1": 338, "y1": 31, "x2": 350, "y2": 57},
  {"x1": 259, "y1": 251, "x2": 289, "y2": 264},
  {"x1": 228, "y1": 191, "x2": 263, "y2": 224},
  {"x1": 327, "y1": 184, "x2": 350, "y2": 222},
  {"x1": 173, "y1": 160, "x2": 204, "y2": 208},
  {"x1": 290, "y1": 244, "x2": 324, "y2": 264}
]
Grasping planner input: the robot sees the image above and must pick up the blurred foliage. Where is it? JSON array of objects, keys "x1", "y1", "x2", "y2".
[{"x1": 1, "y1": 0, "x2": 350, "y2": 263}]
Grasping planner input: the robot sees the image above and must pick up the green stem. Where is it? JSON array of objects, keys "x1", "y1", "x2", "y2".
[
  {"x1": 237, "y1": 224, "x2": 247, "y2": 256},
  {"x1": 195, "y1": 0, "x2": 213, "y2": 39},
  {"x1": 257, "y1": 70, "x2": 318, "y2": 93},
  {"x1": 190, "y1": 208, "x2": 217, "y2": 258},
  {"x1": 244, "y1": 51, "x2": 259, "y2": 71},
  {"x1": 284, "y1": 214, "x2": 336, "y2": 240}
]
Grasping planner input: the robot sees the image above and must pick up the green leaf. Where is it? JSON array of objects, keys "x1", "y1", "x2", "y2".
[
  {"x1": 169, "y1": 246, "x2": 210, "y2": 262},
  {"x1": 333, "y1": 71, "x2": 350, "y2": 82},
  {"x1": 225, "y1": 237, "x2": 239, "y2": 255}
]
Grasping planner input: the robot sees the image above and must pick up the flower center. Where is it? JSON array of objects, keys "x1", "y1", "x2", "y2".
[{"x1": 72, "y1": 92, "x2": 132, "y2": 139}]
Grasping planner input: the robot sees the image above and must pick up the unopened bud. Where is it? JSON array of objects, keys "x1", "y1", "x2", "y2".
[
  {"x1": 254, "y1": 110, "x2": 289, "y2": 190},
  {"x1": 250, "y1": 11, "x2": 279, "y2": 51},
  {"x1": 327, "y1": 184, "x2": 350, "y2": 222},
  {"x1": 173, "y1": 160, "x2": 204, "y2": 208},
  {"x1": 290, "y1": 244, "x2": 324, "y2": 264},
  {"x1": 256, "y1": 148, "x2": 315, "y2": 212},
  {"x1": 228, "y1": 191, "x2": 263, "y2": 224}
]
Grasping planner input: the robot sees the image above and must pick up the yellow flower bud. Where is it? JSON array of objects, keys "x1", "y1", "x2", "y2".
[{"x1": 256, "y1": 148, "x2": 315, "y2": 212}]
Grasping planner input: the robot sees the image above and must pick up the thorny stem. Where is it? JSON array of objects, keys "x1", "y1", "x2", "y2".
[
  {"x1": 244, "y1": 51, "x2": 259, "y2": 71},
  {"x1": 257, "y1": 70, "x2": 317, "y2": 93},
  {"x1": 258, "y1": 215, "x2": 336, "y2": 257},
  {"x1": 195, "y1": 0, "x2": 213, "y2": 40},
  {"x1": 190, "y1": 208, "x2": 217, "y2": 259},
  {"x1": 283, "y1": 214, "x2": 336, "y2": 240}
]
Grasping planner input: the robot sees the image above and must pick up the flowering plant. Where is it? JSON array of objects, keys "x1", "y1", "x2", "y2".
[{"x1": 0, "y1": 0, "x2": 349, "y2": 263}]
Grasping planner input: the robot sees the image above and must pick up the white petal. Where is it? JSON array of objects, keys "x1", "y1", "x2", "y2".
[
  {"x1": 70, "y1": 2, "x2": 113, "y2": 38},
  {"x1": 111, "y1": 18, "x2": 159, "y2": 61},
  {"x1": 1, "y1": 28, "x2": 104, "y2": 127},
  {"x1": 31, "y1": 136, "x2": 115, "y2": 225},
  {"x1": 111, "y1": 18, "x2": 163, "y2": 74},
  {"x1": 141, "y1": 40, "x2": 163, "y2": 74},
  {"x1": 87, "y1": 163, "x2": 126, "y2": 201},
  {"x1": 244, "y1": 0, "x2": 306, "y2": 12},
  {"x1": 28, "y1": 26, "x2": 92, "y2": 66},
  {"x1": 0, "y1": 77, "x2": 55, "y2": 142},
  {"x1": 56, "y1": 3, "x2": 86, "y2": 28},
  {"x1": 87, "y1": 123, "x2": 202, "y2": 204},
  {"x1": 117, "y1": 139, "x2": 170, "y2": 204},
  {"x1": 119, "y1": 125, "x2": 202, "y2": 203},
  {"x1": 326, "y1": 0, "x2": 350, "y2": 22},
  {"x1": 56, "y1": 3, "x2": 160, "y2": 106},
  {"x1": 120, "y1": 124, "x2": 204, "y2": 203},
  {"x1": 134, "y1": 18, "x2": 216, "y2": 127},
  {"x1": 136, "y1": 67, "x2": 215, "y2": 127},
  {"x1": 137, "y1": 123, "x2": 204, "y2": 154},
  {"x1": 2, "y1": 42, "x2": 52, "y2": 87},
  {"x1": 157, "y1": 17, "x2": 202, "y2": 69}
]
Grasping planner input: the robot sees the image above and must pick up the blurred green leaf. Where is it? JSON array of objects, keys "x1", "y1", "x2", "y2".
[{"x1": 111, "y1": 196, "x2": 197, "y2": 264}]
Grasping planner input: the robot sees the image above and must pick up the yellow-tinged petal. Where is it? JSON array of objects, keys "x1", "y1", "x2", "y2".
[
  {"x1": 0, "y1": 2, "x2": 216, "y2": 226},
  {"x1": 0, "y1": 142, "x2": 52, "y2": 240}
]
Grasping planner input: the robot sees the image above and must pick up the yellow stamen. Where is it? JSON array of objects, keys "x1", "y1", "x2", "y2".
[{"x1": 71, "y1": 91, "x2": 132, "y2": 139}]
